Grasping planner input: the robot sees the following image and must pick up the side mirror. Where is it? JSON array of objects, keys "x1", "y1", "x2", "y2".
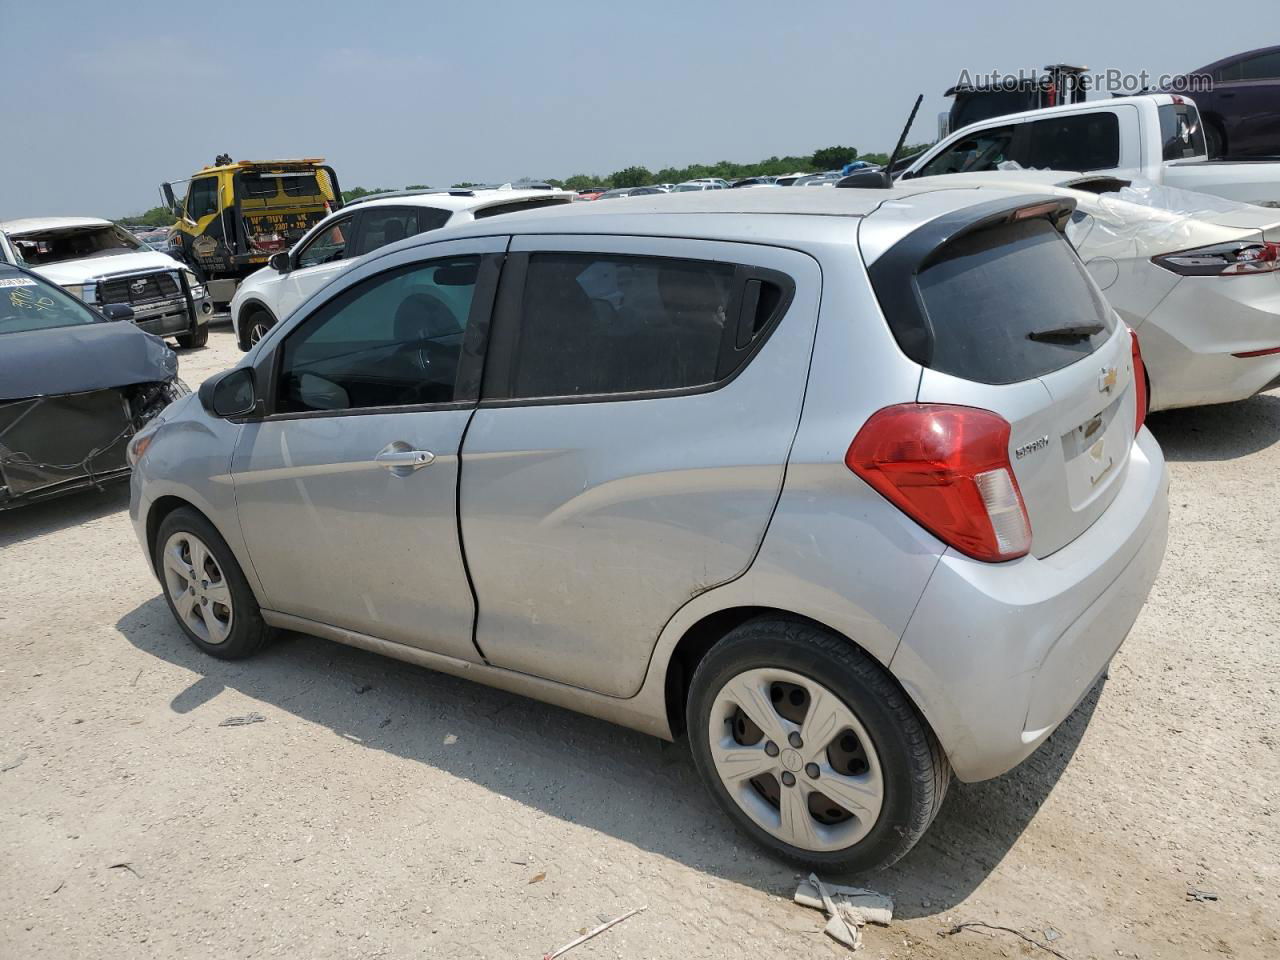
[
  {"x1": 101, "y1": 303, "x2": 135, "y2": 321},
  {"x1": 199, "y1": 367, "x2": 257, "y2": 418},
  {"x1": 160, "y1": 182, "x2": 178, "y2": 216},
  {"x1": 269, "y1": 251, "x2": 291, "y2": 273}
]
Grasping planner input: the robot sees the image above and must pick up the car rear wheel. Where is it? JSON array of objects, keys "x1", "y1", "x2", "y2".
[
  {"x1": 155, "y1": 508, "x2": 271, "y2": 660},
  {"x1": 687, "y1": 616, "x2": 950, "y2": 872}
]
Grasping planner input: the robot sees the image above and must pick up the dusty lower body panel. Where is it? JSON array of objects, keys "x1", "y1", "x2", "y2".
[{"x1": 0, "y1": 383, "x2": 172, "y2": 508}]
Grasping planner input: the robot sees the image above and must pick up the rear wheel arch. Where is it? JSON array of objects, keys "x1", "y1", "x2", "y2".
[{"x1": 662, "y1": 607, "x2": 937, "y2": 746}]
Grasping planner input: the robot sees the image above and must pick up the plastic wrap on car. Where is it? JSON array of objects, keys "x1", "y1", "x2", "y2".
[
  {"x1": 0, "y1": 381, "x2": 180, "y2": 503},
  {"x1": 1065, "y1": 179, "x2": 1267, "y2": 254},
  {"x1": 0, "y1": 390, "x2": 134, "y2": 497}
]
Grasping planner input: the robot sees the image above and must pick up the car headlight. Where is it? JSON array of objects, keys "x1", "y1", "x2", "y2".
[
  {"x1": 127, "y1": 415, "x2": 166, "y2": 466},
  {"x1": 182, "y1": 270, "x2": 206, "y2": 299}
]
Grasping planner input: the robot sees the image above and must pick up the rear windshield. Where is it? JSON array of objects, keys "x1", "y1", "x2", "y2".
[
  {"x1": 12, "y1": 226, "x2": 142, "y2": 266},
  {"x1": 1159, "y1": 103, "x2": 1207, "y2": 161},
  {"x1": 240, "y1": 172, "x2": 323, "y2": 200},
  {"x1": 0, "y1": 269, "x2": 99, "y2": 334},
  {"x1": 914, "y1": 218, "x2": 1115, "y2": 385}
]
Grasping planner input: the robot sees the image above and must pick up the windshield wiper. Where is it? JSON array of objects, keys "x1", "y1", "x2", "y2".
[{"x1": 1026, "y1": 323, "x2": 1104, "y2": 343}]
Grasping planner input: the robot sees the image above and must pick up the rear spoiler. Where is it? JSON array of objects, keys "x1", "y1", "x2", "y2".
[{"x1": 867, "y1": 195, "x2": 1077, "y2": 369}]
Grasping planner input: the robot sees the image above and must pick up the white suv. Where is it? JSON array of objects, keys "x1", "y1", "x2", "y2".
[{"x1": 229, "y1": 189, "x2": 571, "y2": 349}]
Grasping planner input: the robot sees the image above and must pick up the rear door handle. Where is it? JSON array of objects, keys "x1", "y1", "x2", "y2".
[{"x1": 375, "y1": 443, "x2": 435, "y2": 474}]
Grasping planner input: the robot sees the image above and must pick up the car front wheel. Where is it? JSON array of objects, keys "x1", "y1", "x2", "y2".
[
  {"x1": 155, "y1": 508, "x2": 271, "y2": 660},
  {"x1": 687, "y1": 616, "x2": 950, "y2": 872},
  {"x1": 244, "y1": 308, "x2": 275, "y2": 349}
]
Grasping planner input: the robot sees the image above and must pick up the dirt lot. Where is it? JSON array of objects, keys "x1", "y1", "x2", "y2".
[{"x1": 1, "y1": 324, "x2": 1277, "y2": 960}]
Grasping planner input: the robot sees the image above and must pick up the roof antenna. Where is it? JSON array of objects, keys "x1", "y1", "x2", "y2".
[{"x1": 837, "y1": 94, "x2": 923, "y2": 189}]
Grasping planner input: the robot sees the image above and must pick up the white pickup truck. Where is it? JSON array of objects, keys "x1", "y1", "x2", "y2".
[
  {"x1": 0, "y1": 217, "x2": 213, "y2": 348},
  {"x1": 900, "y1": 94, "x2": 1280, "y2": 206}
]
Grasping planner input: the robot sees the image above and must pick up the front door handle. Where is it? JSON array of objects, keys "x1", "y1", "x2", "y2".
[{"x1": 375, "y1": 442, "x2": 435, "y2": 475}]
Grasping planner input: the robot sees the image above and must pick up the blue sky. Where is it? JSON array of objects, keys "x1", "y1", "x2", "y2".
[{"x1": 0, "y1": 0, "x2": 1265, "y2": 217}]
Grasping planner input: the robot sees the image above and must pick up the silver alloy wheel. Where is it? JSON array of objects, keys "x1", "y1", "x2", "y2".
[
  {"x1": 708, "y1": 667, "x2": 884, "y2": 852},
  {"x1": 248, "y1": 318, "x2": 271, "y2": 345},
  {"x1": 161, "y1": 531, "x2": 234, "y2": 645}
]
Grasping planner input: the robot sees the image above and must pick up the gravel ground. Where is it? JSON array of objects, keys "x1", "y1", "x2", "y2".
[{"x1": 1, "y1": 325, "x2": 1277, "y2": 959}]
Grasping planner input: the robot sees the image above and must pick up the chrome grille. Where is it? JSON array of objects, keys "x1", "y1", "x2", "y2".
[{"x1": 98, "y1": 271, "x2": 181, "y2": 306}]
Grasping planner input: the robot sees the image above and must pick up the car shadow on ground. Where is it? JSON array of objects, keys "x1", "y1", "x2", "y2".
[
  {"x1": 1147, "y1": 391, "x2": 1280, "y2": 462},
  {"x1": 0, "y1": 485, "x2": 130, "y2": 550},
  {"x1": 116, "y1": 596, "x2": 1099, "y2": 918}
]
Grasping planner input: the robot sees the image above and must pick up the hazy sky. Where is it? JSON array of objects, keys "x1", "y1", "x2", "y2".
[{"x1": 1, "y1": 0, "x2": 1264, "y2": 218}]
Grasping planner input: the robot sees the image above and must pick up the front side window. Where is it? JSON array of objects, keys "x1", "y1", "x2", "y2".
[
  {"x1": 187, "y1": 178, "x2": 219, "y2": 219},
  {"x1": 503, "y1": 253, "x2": 736, "y2": 399},
  {"x1": 276, "y1": 257, "x2": 479, "y2": 413},
  {"x1": 0, "y1": 268, "x2": 100, "y2": 334},
  {"x1": 296, "y1": 217, "x2": 352, "y2": 268},
  {"x1": 917, "y1": 126, "x2": 1017, "y2": 177},
  {"x1": 1023, "y1": 113, "x2": 1120, "y2": 171}
]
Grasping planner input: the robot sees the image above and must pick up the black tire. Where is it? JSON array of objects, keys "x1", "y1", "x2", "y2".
[
  {"x1": 154, "y1": 507, "x2": 271, "y2": 660},
  {"x1": 686, "y1": 616, "x2": 950, "y2": 873},
  {"x1": 241, "y1": 307, "x2": 275, "y2": 351},
  {"x1": 176, "y1": 323, "x2": 209, "y2": 349}
]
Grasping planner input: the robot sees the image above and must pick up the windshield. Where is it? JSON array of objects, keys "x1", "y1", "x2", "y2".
[
  {"x1": 13, "y1": 225, "x2": 143, "y2": 266},
  {"x1": 0, "y1": 268, "x2": 101, "y2": 334}
]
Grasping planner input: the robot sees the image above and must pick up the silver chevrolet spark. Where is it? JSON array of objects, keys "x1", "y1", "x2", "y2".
[{"x1": 129, "y1": 187, "x2": 1169, "y2": 872}]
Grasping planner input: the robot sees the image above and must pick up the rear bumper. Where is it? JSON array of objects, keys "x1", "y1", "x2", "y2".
[
  {"x1": 1140, "y1": 273, "x2": 1280, "y2": 411},
  {"x1": 890, "y1": 428, "x2": 1170, "y2": 782}
]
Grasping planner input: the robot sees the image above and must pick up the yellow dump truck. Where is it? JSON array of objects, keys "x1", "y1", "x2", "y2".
[{"x1": 160, "y1": 157, "x2": 342, "y2": 305}]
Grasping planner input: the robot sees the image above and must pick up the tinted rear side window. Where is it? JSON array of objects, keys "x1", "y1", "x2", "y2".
[
  {"x1": 350, "y1": 207, "x2": 449, "y2": 257},
  {"x1": 913, "y1": 218, "x2": 1115, "y2": 385},
  {"x1": 1159, "y1": 104, "x2": 1208, "y2": 160},
  {"x1": 1023, "y1": 112, "x2": 1120, "y2": 171},
  {"x1": 507, "y1": 253, "x2": 736, "y2": 398}
]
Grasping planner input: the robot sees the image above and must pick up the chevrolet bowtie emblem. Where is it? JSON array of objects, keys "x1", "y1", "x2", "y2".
[{"x1": 1098, "y1": 367, "x2": 1118, "y2": 393}]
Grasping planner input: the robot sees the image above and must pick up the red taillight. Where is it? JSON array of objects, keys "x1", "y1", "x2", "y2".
[
  {"x1": 845, "y1": 404, "x2": 1032, "y2": 563},
  {"x1": 1232, "y1": 345, "x2": 1280, "y2": 359},
  {"x1": 1130, "y1": 328, "x2": 1148, "y2": 433}
]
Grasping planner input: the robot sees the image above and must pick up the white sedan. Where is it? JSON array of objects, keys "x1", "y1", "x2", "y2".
[
  {"x1": 229, "y1": 189, "x2": 571, "y2": 349},
  {"x1": 903, "y1": 172, "x2": 1280, "y2": 412}
]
